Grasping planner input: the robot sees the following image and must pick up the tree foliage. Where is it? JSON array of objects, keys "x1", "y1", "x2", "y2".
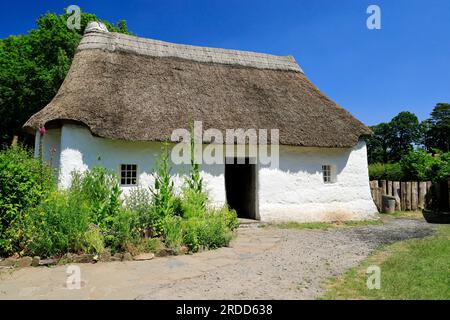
[
  {"x1": 423, "y1": 103, "x2": 450, "y2": 153},
  {"x1": 367, "y1": 122, "x2": 391, "y2": 164},
  {"x1": 0, "y1": 9, "x2": 131, "y2": 148},
  {"x1": 367, "y1": 105, "x2": 449, "y2": 165},
  {"x1": 388, "y1": 111, "x2": 421, "y2": 162}
]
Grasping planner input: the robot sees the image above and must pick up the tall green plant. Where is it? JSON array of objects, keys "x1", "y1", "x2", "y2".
[
  {"x1": 150, "y1": 144, "x2": 176, "y2": 234},
  {"x1": 184, "y1": 121, "x2": 204, "y2": 194},
  {"x1": 181, "y1": 121, "x2": 207, "y2": 216},
  {"x1": 70, "y1": 167, "x2": 122, "y2": 232}
]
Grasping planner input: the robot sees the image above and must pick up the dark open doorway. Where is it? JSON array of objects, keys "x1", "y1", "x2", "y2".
[{"x1": 225, "y1": 157, "x2": 258, "y2": 219}]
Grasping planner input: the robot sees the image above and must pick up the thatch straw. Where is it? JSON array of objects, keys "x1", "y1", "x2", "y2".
[{"x1": 24, "y1": 26, "x2": 371, "y2": 147}]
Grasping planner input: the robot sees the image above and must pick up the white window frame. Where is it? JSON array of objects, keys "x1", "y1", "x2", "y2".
[{"x1": 120, "y1": 164, "x2": 138, "y2": 186}]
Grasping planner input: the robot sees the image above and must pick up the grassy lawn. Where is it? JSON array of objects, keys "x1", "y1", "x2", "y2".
[
  {"x1": 274, "y1": 219, "x2": 383, "y2": 231},
  {"x1": 380, "y1": 210, "x2": 424, "y2": 220},
  {"x1": 322, "y1": 224, "x2": 450, "y2": 300}
]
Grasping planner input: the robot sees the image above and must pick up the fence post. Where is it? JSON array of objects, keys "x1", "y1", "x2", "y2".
[
  {"x1": 393, "y1": 181, "x2": 401, "y2": 211},
  {"x1": 411, "y1": 181, "x2": 418, "y2": 211},
  {"x1": 425, "y1": 181, "x2": 432, "y2": 209},
  {"x1": 418, "y1": 181, "x2": 427, "y2": 209},
  {"x1": 401, "y1": 182, "x2": 406, "y2": 211},
  {"x1": 380, "y1": 180, "x2": 387, "y2": 196},
  {"x1": 406, "y1": 182, "x2": 412, "y2": 211},
  {"x1": 387, "y1": 181, "x2": 392, "y2": 196},
  {"x1": 370, "y1": 181, "x2": 379, "y2": 210}
]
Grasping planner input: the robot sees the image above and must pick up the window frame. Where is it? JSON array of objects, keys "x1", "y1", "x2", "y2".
[
  {"x1": 120, "y1": 164, "x2": 138, "y2": 186},
  {"x1": 322, "y1": 164, "x2": 336, "y2": 184}
]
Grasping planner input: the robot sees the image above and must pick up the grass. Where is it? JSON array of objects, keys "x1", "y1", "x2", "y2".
[
  {"x1": 322, "y1": 224, "x2": 450, "y2": 300},
  {"x1": 274, "y1": 219, "x2": 383, "y2": 231},
  {"x1": 379, "y1": 210, "x2": 424, "y2": 220}
]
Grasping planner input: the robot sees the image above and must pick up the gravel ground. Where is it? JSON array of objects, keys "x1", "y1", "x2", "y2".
[
  {"x1": 137, "y1": 218, "x2": 435, "y2": 300},
  {"x1": 0, "y1": 217, "x2": 434, "y2": 300}
]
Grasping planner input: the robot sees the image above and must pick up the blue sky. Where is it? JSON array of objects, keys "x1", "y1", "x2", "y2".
[{"x1": 1, "y1": 0, "x2": 449, "y2": 126}]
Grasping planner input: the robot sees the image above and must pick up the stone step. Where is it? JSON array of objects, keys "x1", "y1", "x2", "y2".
[{"x1": 238, "y1": 218, "x2": 266, "y2": 228}]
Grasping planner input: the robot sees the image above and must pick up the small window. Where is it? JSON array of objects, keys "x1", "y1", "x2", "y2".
[
  {"x1": 322, "y1": 165, "x2": 336, "y2": 183},
  {"x1": 120, "y1": 164, "x2": 137, "y2": 186}
]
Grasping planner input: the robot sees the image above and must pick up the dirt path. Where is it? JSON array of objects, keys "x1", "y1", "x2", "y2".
[{"x1": 0, "y1": 218, "x2": 434, "y2": 300}]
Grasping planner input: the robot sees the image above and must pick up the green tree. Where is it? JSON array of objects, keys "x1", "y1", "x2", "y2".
[
  {"x1": 388, "y1": 111, "x2": 421, "y2": 162},
  {"x1": 423, "y1": 103, "x2": 450, "y2": 153},
  {"x1": 0, "y1": 9, "x2": 131, "y2": 148},
  {"x1": 366, "y1": 122, "x2": 391, "y2": 164}
]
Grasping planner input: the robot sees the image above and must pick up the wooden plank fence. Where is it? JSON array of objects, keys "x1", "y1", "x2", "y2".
[{"x1": 369, "y1": 179, "x2": 450, "y2": 212}]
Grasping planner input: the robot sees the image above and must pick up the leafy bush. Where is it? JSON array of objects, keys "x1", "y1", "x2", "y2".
[
  {"x1": 432, "y1": 152, "x2": 450, "y2": 181},
  {"x1": 1, "y1": 137, "x2": 238, "y2": 258},
  {"x1": 123, "y1": 237, "x2": 164, "y2": 256},
  {"x1": 19, "y1": 190, "x2": 92, "y2": 257},
  {"x1": 70, "y1": 167, "x2": 122, "y2": 232},
  {"x1": 183, "y1": 206, "x2": 237, "y2": 252},
  {"x1": 124, "y1": 187, "x2": 154, "y2": 236},
  {"x1": 163, "y1": 215, "x2": 184, "y2": 251},
  {"x1": 82, "y1": 224, "x2": 105, "y2": 254},
  {"x1": 369, "y1": 162, "x2": 403, "y2": 181},
  {"x1": 0, "y1": 145, "x2": 53, "y2": 255},
  {"x1": 180, "y1": 188, "x2": 208, "y2": 219},
  {"x1": 11, "y1": 167, "x2": 130, "y2": 257},
  {"x1": 108, "y1": 208, "x2": 137, "y2": 252},
  {"x1": 369, "y1": 150, "x2": 450, "y2": 182},
  {"x1": 400, "y1": 149, "x2": 450, "y2": 182},
  {"x1": 399, "y1": 149, "x2": 435, "y2": 181}
]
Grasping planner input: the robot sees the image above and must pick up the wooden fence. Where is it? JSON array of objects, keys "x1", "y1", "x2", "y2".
[{"x1": 369, "y1": 179, "x2": 450, "y2": 212}]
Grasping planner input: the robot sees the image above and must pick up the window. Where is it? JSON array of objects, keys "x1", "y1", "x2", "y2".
[
  {"x1": 322, "y1": 165, "x2": 336, "y2": 183},
  {"x1": 120, "y1": 164, "x2": 137, "y2": 186}
]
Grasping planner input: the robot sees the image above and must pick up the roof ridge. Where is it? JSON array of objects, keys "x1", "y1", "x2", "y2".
[{"x1": 78, "y1": 26, "x2": 303, "y2": 72}]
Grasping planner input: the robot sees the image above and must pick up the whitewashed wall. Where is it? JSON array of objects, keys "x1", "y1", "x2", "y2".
[
  {"x1": 34, "y1": 128, "x2": 61, "y2": 174},
  {"x1": 57, "y1": 124, "x2": 226, "y2": 205},
  {"x1": 259, "y1": 142, "x2": 378, "y2": 222},
  {"x1": 40, "y1": 124, "x2": 377, "y2": 222}
]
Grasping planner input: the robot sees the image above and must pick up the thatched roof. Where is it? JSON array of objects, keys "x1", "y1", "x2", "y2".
[{"x1": 24, "y1": 22, "x2": 371, "y2": 147}]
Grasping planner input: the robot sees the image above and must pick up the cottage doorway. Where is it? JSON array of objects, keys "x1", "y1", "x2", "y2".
[{"x1": 224, "y1": 157, "x2": 258, "y2": 219}]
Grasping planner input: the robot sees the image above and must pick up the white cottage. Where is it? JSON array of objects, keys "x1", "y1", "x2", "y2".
[{"x1": 24, "y1": 22, "x2": 378, "y2": 222}]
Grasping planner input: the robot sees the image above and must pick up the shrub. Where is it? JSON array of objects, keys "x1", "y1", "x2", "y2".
[
  {"x1": 180, "y1": 188, "x2": 208, "y2": 219},
  {"x1": 369, "y1": 162, "x2": 403, "y2": 181},
  {"x1": 163, "y1": 215, "x2": 183, "y2": 251},
  {"x1": 432, "y1": 152, "x2": 450, "y2": 181},
  {"x1": 12, "y1": 166, "x2": 133, "y2": 257},
  {"x1": 19, "y1": 190, "x2": 92, "y2": 257},
  {"x1": 124, "y1": 187, "x2": 155, "y2": 237},
  {"x1": 70, "y1": 167, "x2": 122, "y2": 232},
  {"x1": 123, "y1": 237, "x2": 164, "y2": 256},
  {"x1": 108, "y1": 208, "x2": 137, "y2": 252},
  {"x1": 370, "y1": 149, "x2": 450, "y2": 182},
  {"x1": 0, "y1": 145, "x2": 53, "y2": 255},
  {"x1": 399, "y1": 149, "x2": 450, "y2": 182},
  {"x1": 399, "y1": 149, "x2": 435, "y2": 181},
  {"x1": 183, "y1": 206, "x2": 238, "y2": 252},
  {"x1": 82, "y1": 224, "x2": 105, "y2": 254}
]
